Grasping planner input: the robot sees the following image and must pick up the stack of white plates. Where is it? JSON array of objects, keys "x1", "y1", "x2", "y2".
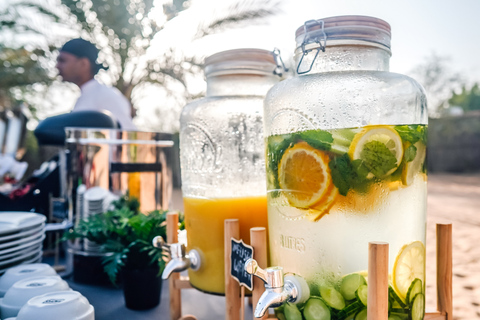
[
  {"x1": 0, "y1": 213, "x2": 46, "y2": 274},
  {"x1": 82, "y1": 187, "x2": 118, "y2": 252},
  {"x1": 76, "y1": 184, "x2": 87, "y2": 221},
  {"x1": 83, "y1": 187, "x2": 119, "y2": 217}
]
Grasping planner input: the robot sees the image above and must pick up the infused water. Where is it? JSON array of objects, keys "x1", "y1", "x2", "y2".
[{"x1": 267, "y1": 125, "x2": 427, "y2": 319}]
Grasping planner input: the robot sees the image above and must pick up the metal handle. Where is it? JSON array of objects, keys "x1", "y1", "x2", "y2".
[
  {"x1": 152, "y1": 236, "x2": 170, "y2": 253},
  {"x1": 296, "y1": 19, "x2": 327, "y2": 75},
  {"x1": 245, "y1": 258, "x2": 284, "y2": 289}
]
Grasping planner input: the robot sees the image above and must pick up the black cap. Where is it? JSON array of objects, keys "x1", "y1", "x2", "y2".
[{"x1": 60, "y1": 38, "x2": 107, "y2": 73}]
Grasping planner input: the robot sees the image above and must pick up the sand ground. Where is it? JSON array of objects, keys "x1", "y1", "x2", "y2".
[
  {"x1": 425, "y1": 173, "x2": 480, "y2": 319},
  {"x1": 171, "y1": 172, "x2": 480, "y2": 319}
]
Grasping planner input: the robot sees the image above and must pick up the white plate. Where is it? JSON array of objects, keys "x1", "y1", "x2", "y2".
[
  {"x1": 0, "y1": 224, "x2": 44, "y2": 244},
  {"x1": 0, "y1": 213, "x2": 46, "y2": 236},
  {"x1": 0, "y1": 251, "x2": 43, "y2": 275},
  {"x1": 0, "y1": 234, "x2": 45, "y2": 256},
  {"x1": 84, "y1": 187, "x2": 109, "y2": 201},
  {"x1": 0, "y1": 246, "x2": 42, "y2": 267},
  {"x1": 0, "y1": 230, "x2": 45, "y2": 250},
  {"x1": 0, "y1": 244, "x2": 42, "y2": 262}
]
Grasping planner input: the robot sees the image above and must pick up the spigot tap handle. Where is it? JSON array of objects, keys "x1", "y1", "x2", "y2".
[
  {"x1": 245, "y1": 259, "x2": 284, "y2": 288},
  {"x1": 245, "y1": 259, "x2": 267, "y2": 283},
  {"x1": 152, "y1": 236, "x2": 170, "y2": 253}
]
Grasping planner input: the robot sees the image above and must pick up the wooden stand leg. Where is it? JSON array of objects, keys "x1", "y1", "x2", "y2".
[
  {"x1": 368, "y1": 242, "x2": 389, "y2": 320},
  {"x1": 250, "y1": 227, "x2": 267, "y2": 320},
  {"x1": 225, "y1": 219, "x2": 240, "y2": 320},
  {"x1": 167, "y1": 212, "x2": 182, "y2": 320},
  {"x1": 436, "y1": 224, "x2": 452, "y2": 320}
]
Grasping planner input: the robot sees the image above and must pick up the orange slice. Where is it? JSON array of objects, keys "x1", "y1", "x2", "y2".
[{"x1": 278, "y1": 142, "x2": 335, "y2": 212}]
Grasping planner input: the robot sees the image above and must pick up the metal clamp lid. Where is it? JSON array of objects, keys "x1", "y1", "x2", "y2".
[
  {"x1": 296, "y1": 20, "x2": 327, "y2": 75},
  {"x1": 272, "y1": 48, "x2": 289, "y2": 77}
]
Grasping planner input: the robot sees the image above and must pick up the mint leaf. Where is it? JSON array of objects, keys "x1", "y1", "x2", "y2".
[
  {"x1": 329, "y1": 154, "x2": 352, "y2": 196},
  {"x1": 395, "y1": 125, "x2": 427, "y2": 145},
  {"x1": 404, "y1": 144, "x2": 417, "y2": 162},
  {"x1": 298, "y1": 129, "x2": 333, "y2": 151},
  {"x1": 267, "y1": 134, "x2": 295, "y2": 192},
  {"x1": 360, "y1": 140, "x2": 398, "y2": 177},
  {"x1": 329, "y1": 154, "x2": 370, "y2": 196}
]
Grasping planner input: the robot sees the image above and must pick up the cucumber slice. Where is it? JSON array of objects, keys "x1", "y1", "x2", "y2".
[
  {"x1": 389, "y1": 286, "x2": 407, "y2": 309},
  {"x1": 284, "y1": 302, "x2": 302, "y2": 320},
  {"x1": 303, "y1": 297, "x2": 331, "y2": 320},
  {"x1": 354, "y1": 308, "x2": 367, "y2": 320},
  {"x1": 406, "y1": 278, "x2": 423, "y2": 306},
  {"x1": 335, "y1": 301, "x2": 364, "y2": 319},
  {"x1": 388, "y1": 315, "x2": 403, "y2": 320},
  {"x1": 320, "y1": 285, "x2": 346, "y2": 310},
  {"x1": 389, "y1": 313, "x2": 409, "y2": 320},
  {"x1": 409, "y1": 293, "x2": 425, "y2": 320},
  {"x1": 355, "y1": 284, "x2": 368, "y2": 306},
  {"x1": 275, "y1": 306, "x2": 286, "y2": 320},
  {"x1": 340, "y1": 274, "x2": 367, "y2": 300},
  {"x1": 344, "y1": 314, "x2": 356, "y2": 320}
]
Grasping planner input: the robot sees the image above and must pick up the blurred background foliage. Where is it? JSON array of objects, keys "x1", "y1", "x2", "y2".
[{"x1": 1, "y1": 0, "x2": 281, "y2": 132}]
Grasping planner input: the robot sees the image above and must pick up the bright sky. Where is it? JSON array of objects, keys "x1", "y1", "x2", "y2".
[
  {"x1": 36, "y1": 0, "x2": 480, "y2": 130},
  {"x1": 196, "y1": 0, "x2": 480, "y2": 84}
]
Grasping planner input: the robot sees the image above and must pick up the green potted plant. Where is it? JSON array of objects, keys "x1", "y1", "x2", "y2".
[{"x1": 63, "y1": 196, "x2": 182, "y2": 310}]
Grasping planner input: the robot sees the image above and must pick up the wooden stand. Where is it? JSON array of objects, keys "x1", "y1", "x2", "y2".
[{"x1": 165, "y1": 212, "x2": 452, "y2": 320}]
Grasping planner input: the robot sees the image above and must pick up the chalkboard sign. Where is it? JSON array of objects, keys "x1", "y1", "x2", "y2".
[{"x1": 230, "y1": 238, "x2": 254, "y2": 290}]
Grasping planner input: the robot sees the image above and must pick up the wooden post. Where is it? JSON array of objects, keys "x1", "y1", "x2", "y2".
[
  {"x1": 368, "y1": 242, "x2": 389, "y2": 320},
  {"x1": 250, "y1": 227, "x2": 268, "y2": 320},
  {"x1": 167, "y1": 212, "x2": 182, "y2": 320},
  {"x1": 225, "y1": 219, "x2": 240, "y2": 320},
  {"x1": 436, "y1": 224, "x2": 453, "y2": 320}
]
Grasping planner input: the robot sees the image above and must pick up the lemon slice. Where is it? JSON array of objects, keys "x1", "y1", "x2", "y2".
[
  {"x1": 307, "y1": 185, "x2": 338, "y2": 221},
  {"x1": 278, "y1": 142, "x2": 334, "y2": 210},
  {"x1": 348, "y1": 126, "x2": 403, "y2": 178},
  {"x1": 402, "y1": 142, "x2": 426, "y2": 186},
  {"x1": 392, "y1": 241, "x2": 425, "y2": 301}
]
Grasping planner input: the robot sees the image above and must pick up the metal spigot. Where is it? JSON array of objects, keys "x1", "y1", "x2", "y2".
[
  {"x1": 245, "y1": 259, "x2": 310, "y2": 318},
  {"x1": 152, "y1": 236, "x2": 201, "y2": 280}
]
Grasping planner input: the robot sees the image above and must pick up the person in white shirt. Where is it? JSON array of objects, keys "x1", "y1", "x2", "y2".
[{"x1": 56, "y1": 38, "x2": 136, "y2": 130}]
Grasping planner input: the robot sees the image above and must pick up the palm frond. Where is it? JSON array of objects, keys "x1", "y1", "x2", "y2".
[{"x1": 193, "y1": 0, "x2": 282, "y2": 40}]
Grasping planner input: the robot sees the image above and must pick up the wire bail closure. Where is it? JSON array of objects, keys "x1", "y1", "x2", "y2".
[
  {"x1": 296, "y1": 20, "x2": 327, "y2": 75},
  {"x1": 272, "y1": 48, "x2": 288, "y2": 77}
]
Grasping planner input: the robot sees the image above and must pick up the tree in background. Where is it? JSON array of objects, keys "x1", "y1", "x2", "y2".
[
  {"x1": 448, "y1": 83, "x2": 480, "y2": 113},
  {"x1": 409, "y1": 53, "x2": 463, "y2": 117},
  {"x1": 0, "y1": 1, "x2": 62, "y2": 115},
  {"x1": 58, "y1": 0, "x2": 281, "y2": 130}
]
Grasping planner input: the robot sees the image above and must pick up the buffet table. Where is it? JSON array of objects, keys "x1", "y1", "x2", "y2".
[{"x1": 66, "y1": 274, "x2": 253, "y2": 320}]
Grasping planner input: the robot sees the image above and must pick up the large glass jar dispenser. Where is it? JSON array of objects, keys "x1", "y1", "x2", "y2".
[
  {"x1": 179, "y1": 48, "x2": 283, "y2": 295},
  {"x1": 262, "y1": 16, "x2": 428, "y2": 319}
]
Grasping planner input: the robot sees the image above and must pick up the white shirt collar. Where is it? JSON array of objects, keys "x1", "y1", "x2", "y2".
[{"x1": 80, "y1": 78, "x2": 98, "y2": 93}]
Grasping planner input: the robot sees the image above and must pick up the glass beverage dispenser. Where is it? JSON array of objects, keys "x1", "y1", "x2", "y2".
[
  {"x1": 251, "y1": 16, "x2": 428, "y2": 319},
  {"x1": 172, "y1": 49, "x2": 284, "y2": 295}
]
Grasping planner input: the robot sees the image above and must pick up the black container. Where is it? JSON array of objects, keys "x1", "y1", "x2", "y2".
[
  {"x1": 71, "y1": 250, "x2": 113, "y2": 286},
  {"x1": 122, "y1": 266, "x2": 162, "y2": 310}
]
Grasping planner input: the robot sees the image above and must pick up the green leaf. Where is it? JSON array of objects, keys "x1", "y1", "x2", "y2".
[
  {"x1": 102, "y1": 250, "x2": 128, "y2": 285},
  {"x1": 404, "y1": 144, "x2": 417, "y2": 163},
  {"x1": 360, "y1": 140, "x2": 397, "y2": 177},
  {"x1": 395, "y1": 125, "x2": 427, "y2": 145},
  {"x1": 329, "y1": 154, "x2": 371, "y2": 196},
  {"x1": 267, "y1": 134, "x2": 295, "y2": 192},
  {"x1": 329, "y1": 154, "x2": 353, "y2": 196},
  {"x1": 298, "y1": 129, "x2": 333, "y2": 151}
]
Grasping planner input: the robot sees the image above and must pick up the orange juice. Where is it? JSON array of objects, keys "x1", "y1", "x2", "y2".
[{"x1": 183, "y1": 196, "x2": 268, "y2": 295}]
